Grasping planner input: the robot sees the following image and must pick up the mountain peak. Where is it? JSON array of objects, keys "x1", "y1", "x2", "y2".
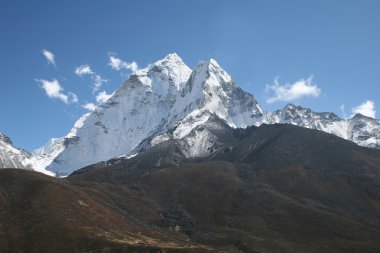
[
  {"x1": 144, "y1": 53, "x2": 191, "y2": 89},
  {"x1": 283, "y1": 103, "x2": 306, "y2": 111},
  {"x1": 195, "y1": 58, "x2": 221, "y2": 69},
  {"x1": 153, "y1": 53, "x2": 186, "y2": 68},
  {"x1": 163, "y1": 52, "x2": 182, "y2": 61},
  {"x1": 208, "y1": 58, "x2": 220, "y2": 67},
  {"x1": 193, "y1": 58, "x2": 232, "y2": 85}
]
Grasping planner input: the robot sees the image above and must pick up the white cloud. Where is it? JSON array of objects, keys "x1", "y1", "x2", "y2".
[
  {"x1": 82, "y1": 103, "x2": 97, "y2": 111},
  {"x1": 96, "y1": 90, "x2": 114, "y2": 104},
  {"x1": 75, "y1": 64, "x2": 107, "y2": 92},
  {"x1": 351, "y1": 100, "x2": 376, "y2": 118},
  {"x1": 75, "y1": 65, "x2": 93, "y2": 76},
  {"x1": 266, "y1": 76, "x2": 321, "y2": 104},
  {"x1": 42, "y1": 49, "x2": 56, "y2": 66},
  {"x1": 36, "y1": 79, "x2": 78, "y2": 104},
  {"x1": 108, "y1": 53, "x2": 138, "y2": 73}
]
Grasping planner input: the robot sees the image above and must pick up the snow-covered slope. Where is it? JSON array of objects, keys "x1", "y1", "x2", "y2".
[{"x1": 24, "y1": 53, "x2": 380, "y2": 176}]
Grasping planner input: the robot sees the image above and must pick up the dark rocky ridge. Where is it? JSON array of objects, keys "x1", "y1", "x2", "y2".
[{"x1": 74, "y1": 120, "x2": 380, "y2": 252}]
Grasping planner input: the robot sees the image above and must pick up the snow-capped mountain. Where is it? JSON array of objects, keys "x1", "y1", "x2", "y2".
[
  {"x1": 31, "y1": 53, "x2": 269, "y2": 176},
  {"x1": 7, "y1": 53, "x2": 380, "y2": 176}
]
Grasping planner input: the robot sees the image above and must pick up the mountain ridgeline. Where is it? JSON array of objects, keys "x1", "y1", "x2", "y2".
[{"x1": 1, "y1": 53, "x2": 380, "y2": 176}]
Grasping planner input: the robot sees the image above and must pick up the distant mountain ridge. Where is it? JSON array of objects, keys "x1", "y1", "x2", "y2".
[{"x1": 1, "y1": 53, "x2": 379, "y2": 176}]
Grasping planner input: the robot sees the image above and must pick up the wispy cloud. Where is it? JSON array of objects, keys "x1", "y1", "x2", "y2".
[
  {"x1": 75, "y1": 54, "x2": 144, "y2": 112},
  {"x1": 96, "y1": 90, "x2": 114, "y2": 104},
  {"x1": 340, "y1": 104, "x2": 347, "y2": 119},
  {"x1": 75, "y1": 63, "x2": 113, "y2": 110},
  {"x1": 42, "y1": 49, "x2": 56, "y2": 66},
  {"x1": 68, "y1": 92, "x2": 78, "y2": 104},
  {"x1": 108, "y1": 52, "x2": 138, "y2": 73},
  {"x1": 82, "y1": 102, "x2": 97, "y2": 111},
  {"x1": 351, "y1": 100, "x2": 376, "y2": 118},
  {"x1": 266, "y1": 76, "x2": 321, "y2": 104},
  {"x1": 36, "y1": 79, "x2": 78, "y2": 104},
  {"x1": 74, "y1": 64, "x2": 107, "y2": 92}
]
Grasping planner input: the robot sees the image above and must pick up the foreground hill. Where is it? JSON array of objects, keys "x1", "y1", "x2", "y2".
[
  {"x1": 1, "y1": 123, "x2": 380, "y2": 252},
  {"x1": 0, "y1": 169, "x2": 222, "y2": 253}
]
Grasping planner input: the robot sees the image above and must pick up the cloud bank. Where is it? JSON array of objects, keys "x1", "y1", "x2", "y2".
[
  {"x1": 351, "y1": 100, "x2": 376, "y2": 118},
  {"x1": 266, "y1": 76, "x2": 321, "y2": 104}
]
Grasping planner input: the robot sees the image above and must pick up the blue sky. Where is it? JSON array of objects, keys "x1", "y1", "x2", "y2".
[{"x1": 1, "y1": 0, "x2": 379, "y2": 151}]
